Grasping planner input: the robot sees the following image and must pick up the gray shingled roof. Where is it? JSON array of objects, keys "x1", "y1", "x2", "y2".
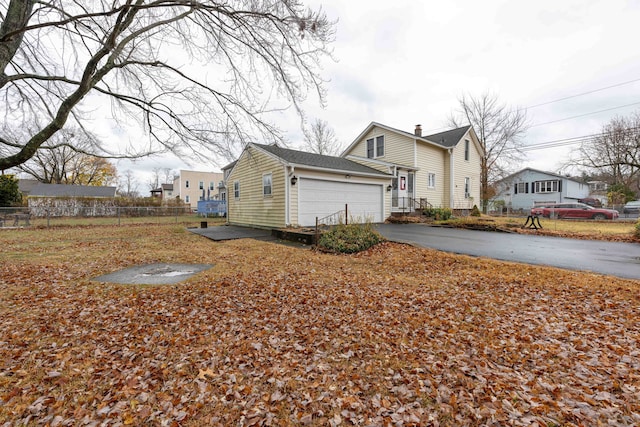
[
  {"x1": 255, "y1": 143, "x2": 391, "y2": 176},
  {"x1": 29, "y1": 183, "x2": 116, "y2": 198},
  {"x1": 424, "y1": 125, "x2": 472, "y2": 148}
]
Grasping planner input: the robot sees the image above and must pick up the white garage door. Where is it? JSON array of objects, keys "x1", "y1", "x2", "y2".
[{"x1": 298, "y1": 178, "x2": 383, "y2": 226}]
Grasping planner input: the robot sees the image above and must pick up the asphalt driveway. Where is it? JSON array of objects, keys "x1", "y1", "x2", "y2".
[{"x1": 375, "y1": 223, "x2": 640, "y2": 280}]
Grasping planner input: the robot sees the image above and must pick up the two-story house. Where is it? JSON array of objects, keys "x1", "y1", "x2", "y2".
[
  {"x1": 223, "y1": 122, "x2": 483, "y2": 228},
  {"x1": 172, "y1": 170, "x2": 224, "y2": 210}
]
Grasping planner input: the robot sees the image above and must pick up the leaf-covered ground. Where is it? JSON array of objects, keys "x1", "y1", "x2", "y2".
[{"x1": 0, "y1": 225, "x2": 639, "y2": 426}]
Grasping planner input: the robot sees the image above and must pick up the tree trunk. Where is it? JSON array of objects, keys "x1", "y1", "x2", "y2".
[{"x1": 0, "y1": 0, "x2": 35, "y2": 88}]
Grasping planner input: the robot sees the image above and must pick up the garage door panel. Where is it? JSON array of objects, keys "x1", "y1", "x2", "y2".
[{"x1": 298, "y1": 178, "x2": 383, "y2": 226}]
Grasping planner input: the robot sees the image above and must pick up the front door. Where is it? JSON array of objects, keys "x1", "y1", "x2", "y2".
[{"x1": 392, "y1": 171, "x2": 410, "y2": 211}]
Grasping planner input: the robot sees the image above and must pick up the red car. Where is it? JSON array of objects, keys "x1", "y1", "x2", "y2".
[{"x1": 531, "y1": 202, "x2": 619, "y2": 220}]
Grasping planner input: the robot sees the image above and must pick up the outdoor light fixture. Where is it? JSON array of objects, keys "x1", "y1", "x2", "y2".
[
  {"x1": 291, "y1": 175, "x2": 298, "y2": 185},
  {"x1": 386, "y1": 184, "x2": 392, "y2": 192}
]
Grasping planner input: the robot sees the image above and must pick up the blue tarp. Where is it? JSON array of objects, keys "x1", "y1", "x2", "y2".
[{"x1": 197, "y1": 200, "x2": 226, "y2": 216}]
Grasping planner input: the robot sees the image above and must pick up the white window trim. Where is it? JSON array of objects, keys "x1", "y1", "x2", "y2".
[
  {"x1": 262, "y1": 173, "x2": 272, "y2": 197},
  {"x1": 199, "y1": 181, "x2": 204, "y2": 190},
  {"x1": 233, "y1": 180, "x2": 240, "y2": 199},
  {"x1": 535, "y1": 180, "x2": 559, "y2": 193},
  {"x1": 366, "y1": 135, "x2": 385, "y2": 159},
  {"x1": 427, "y1": 173, "x2": 436, "y2": 189},
  {"x1": 464, "y1": 139, "x2": 470, "y2": 161},
  {"x1": 464, "y1": 177, "x2": 471, "y2": 198}
]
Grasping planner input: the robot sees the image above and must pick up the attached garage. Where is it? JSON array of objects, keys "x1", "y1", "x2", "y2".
[{"x1": 298, "y1": 178, "x2": 384, "y2": 226}]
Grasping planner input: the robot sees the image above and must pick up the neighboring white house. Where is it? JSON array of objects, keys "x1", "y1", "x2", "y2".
[
  {"x1": 172, "y1": 170, "x2": 223, "y2": 209},
  {"x1": 493, "y1": 168, "x2": 590, "y2": 211}
]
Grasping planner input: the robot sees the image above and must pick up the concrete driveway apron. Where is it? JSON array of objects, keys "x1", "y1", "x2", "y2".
[{"x1": 376, "y1": 223, "x2": 640, "y2": 280}]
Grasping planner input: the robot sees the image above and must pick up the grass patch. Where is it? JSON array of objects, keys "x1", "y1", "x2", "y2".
[{"x1": 440, "y1": 215, "x2": 637, "y2": 240}]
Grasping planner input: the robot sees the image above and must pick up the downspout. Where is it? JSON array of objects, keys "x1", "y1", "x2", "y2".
[
  {"x1": 287, "y1": 166, "x2": 295, "y2": 226},
  {"x1": 284, "y1": 166, "x2": 290, "y2": 226},
  {"x1": 449, "y1": 148, "x2": 455, "y2": 209}
]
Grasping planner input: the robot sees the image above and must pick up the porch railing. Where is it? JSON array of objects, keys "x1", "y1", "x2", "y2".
[{"x1": 393, "y1": 197, "x2": 432, "y2": 213}]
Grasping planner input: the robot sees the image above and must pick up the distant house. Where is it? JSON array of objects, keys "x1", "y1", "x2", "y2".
[
  {"x1": 150, "y1": 183, "x2": 174, "y2": 200},
  {"x1": 26, "y1": 182, "x2": 117, "y2": 217},
  {"x1": 493, "y1": 168, "x2": 589, "y2": 211},
  {"x1": 172, "y1": 170, "x2": 223, "y2": 210},
  {"x1": 17, "y1": 179, "x2": 39, "y2": 197}
]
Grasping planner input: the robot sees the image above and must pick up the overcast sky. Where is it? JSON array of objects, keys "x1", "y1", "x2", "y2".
[{"x1": 123, "y1": 0, "x2": 640, "y2": 187}]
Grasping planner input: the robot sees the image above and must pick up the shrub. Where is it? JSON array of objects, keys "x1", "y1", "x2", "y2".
[
  {"x1": 470, "y1": 204, "x2": 481, "y2": 217},
  {"x1": 635, "y1": 219, "x2": 640, "y2": 239},
  {"x1": 318, "y1": 222, "x2": 384, "y2": 253},
  {"x1": 422, "y1": 207, "x2": 452, "y2": 220}
]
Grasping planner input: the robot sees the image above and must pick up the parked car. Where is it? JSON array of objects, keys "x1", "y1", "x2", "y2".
[
  {"x1": 531, "y1": 202, "x2": 619, "y2": 220},
  {"x1": 622, "y1": 200, "x2": 640, "y2": 214},
  {"x1": 578, "y1": 197, "x2": 602, "y2": 207}
]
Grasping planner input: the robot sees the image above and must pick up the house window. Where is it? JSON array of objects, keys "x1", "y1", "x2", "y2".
[
  {"x1": 464, "y1": 139, "x2": 470, "y2": 161},
  {"x1": 199, "y1": 181, "x2": 204, "y2": 190},
  {"x1": 185, "y1": 195, "x2": 190, "y2": 203},
  {"x1": 514, "y1": 182, "x2": 529, "y2": 194},
  {"x1": 233, "y1": 181, "x2": 240, "y2": 199},
  {"x1": 366, "y1": 135, "x2": 384, "y2": 158},
  {"x1": 263, "y1": 173, "x2": 272, "y2": 196},
  {"x1": 428, "y1": 173, "x2": 436, "y2": 188},
  {"x1": 376, "y1": 135, "x2": 384, "y2": 157},
  {"x1": 464, "y1": 177, "x2": 471, "y2": 198},
  {"x1": 209, "y1": 182, "x2": 215, "y2": 190},
  {"x1": 185, "y1": 180, "x2": 190, "y2": 188},
  {"x1": 534, "y1": 180, "x2": 560, "y2": 193},
  {"x1": 221, "y1": 191, "x2": 226, "y2": 201}
]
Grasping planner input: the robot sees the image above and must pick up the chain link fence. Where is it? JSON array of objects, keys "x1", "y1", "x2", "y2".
[{"x1": 0, "y1": 206, "x2": 218, "y2": 228}]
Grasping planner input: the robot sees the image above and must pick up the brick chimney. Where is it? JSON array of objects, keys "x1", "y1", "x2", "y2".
[{"x1": 414, "y1": 124, "x2": 422, "y2": 137}]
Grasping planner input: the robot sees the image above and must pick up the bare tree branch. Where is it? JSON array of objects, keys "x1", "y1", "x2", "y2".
[
  {"x1": 449, "y1": 92, "x2": 529, "y2": 213},
  {"x1": 0, "y1": 0, "x2": 335, "y2": 170},
  {"x1": 303, "y1": 118, "x2": 341, "y2": 155}
]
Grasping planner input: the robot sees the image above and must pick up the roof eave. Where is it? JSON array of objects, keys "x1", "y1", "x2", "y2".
[{"x1": 291, "y1": 163, "x2": 392, "y2": 178}]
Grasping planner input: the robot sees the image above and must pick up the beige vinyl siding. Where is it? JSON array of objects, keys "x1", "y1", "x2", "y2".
[
  {"x1": 227, "y1": 147, "x2": 286, "y2": 228},
  {"x1": 451, "y1": 133, "x2": 482, "y2": 209},
  {"x1": 415, "y1": 142, "x2": 447, "y2": 208},
  {"x1": 346, "y1": 126, "x2": 415, "y2": 167},
  {"x1": 291, "y1": 168, "x2": 391, "y2": 225},
  {"x1": 174, "y1": 170, "x2": 223, "y2": 209}
]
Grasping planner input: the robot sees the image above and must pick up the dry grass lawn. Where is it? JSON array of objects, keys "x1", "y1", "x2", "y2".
[{"x1": 0, "y1": 225, "x2": 638, "y2": 426}]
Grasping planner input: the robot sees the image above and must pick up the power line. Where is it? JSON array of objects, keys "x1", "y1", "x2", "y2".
[
  {"x1": 523, "y1": 77, "x2": 640, "y2": 110},
  {"x1": 529, "y1": 101, "x2": 640, "y2": 127},
  {"x1": 507, "y1": 125, "x2": 640, "y2": 153}
]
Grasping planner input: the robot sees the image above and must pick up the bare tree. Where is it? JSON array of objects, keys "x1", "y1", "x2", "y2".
[
  {"x1": 449, "y1": 92, "x2": 528, "y2": 213},
  {"x1": 303, "y1": 118, "x2": 341, "y2": 155},
  {"x1": 163, "y1": 168, "x2": 174, "y2": 184},
  {"x1": 0, "y1": 1, "x2": 335, "y2": 170},
  {"x1": 118, "y1": 169, "x2": 140, "y2": 198},
  {"x1": 571, "y1": 112, "x2": 640, "y2": 193},
  {"x1": 148, "y1": 167, "x2": 162, "y2": 191},
  {"x1": 16, "y1": 128, "x2": 118, "y2": 185}
]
